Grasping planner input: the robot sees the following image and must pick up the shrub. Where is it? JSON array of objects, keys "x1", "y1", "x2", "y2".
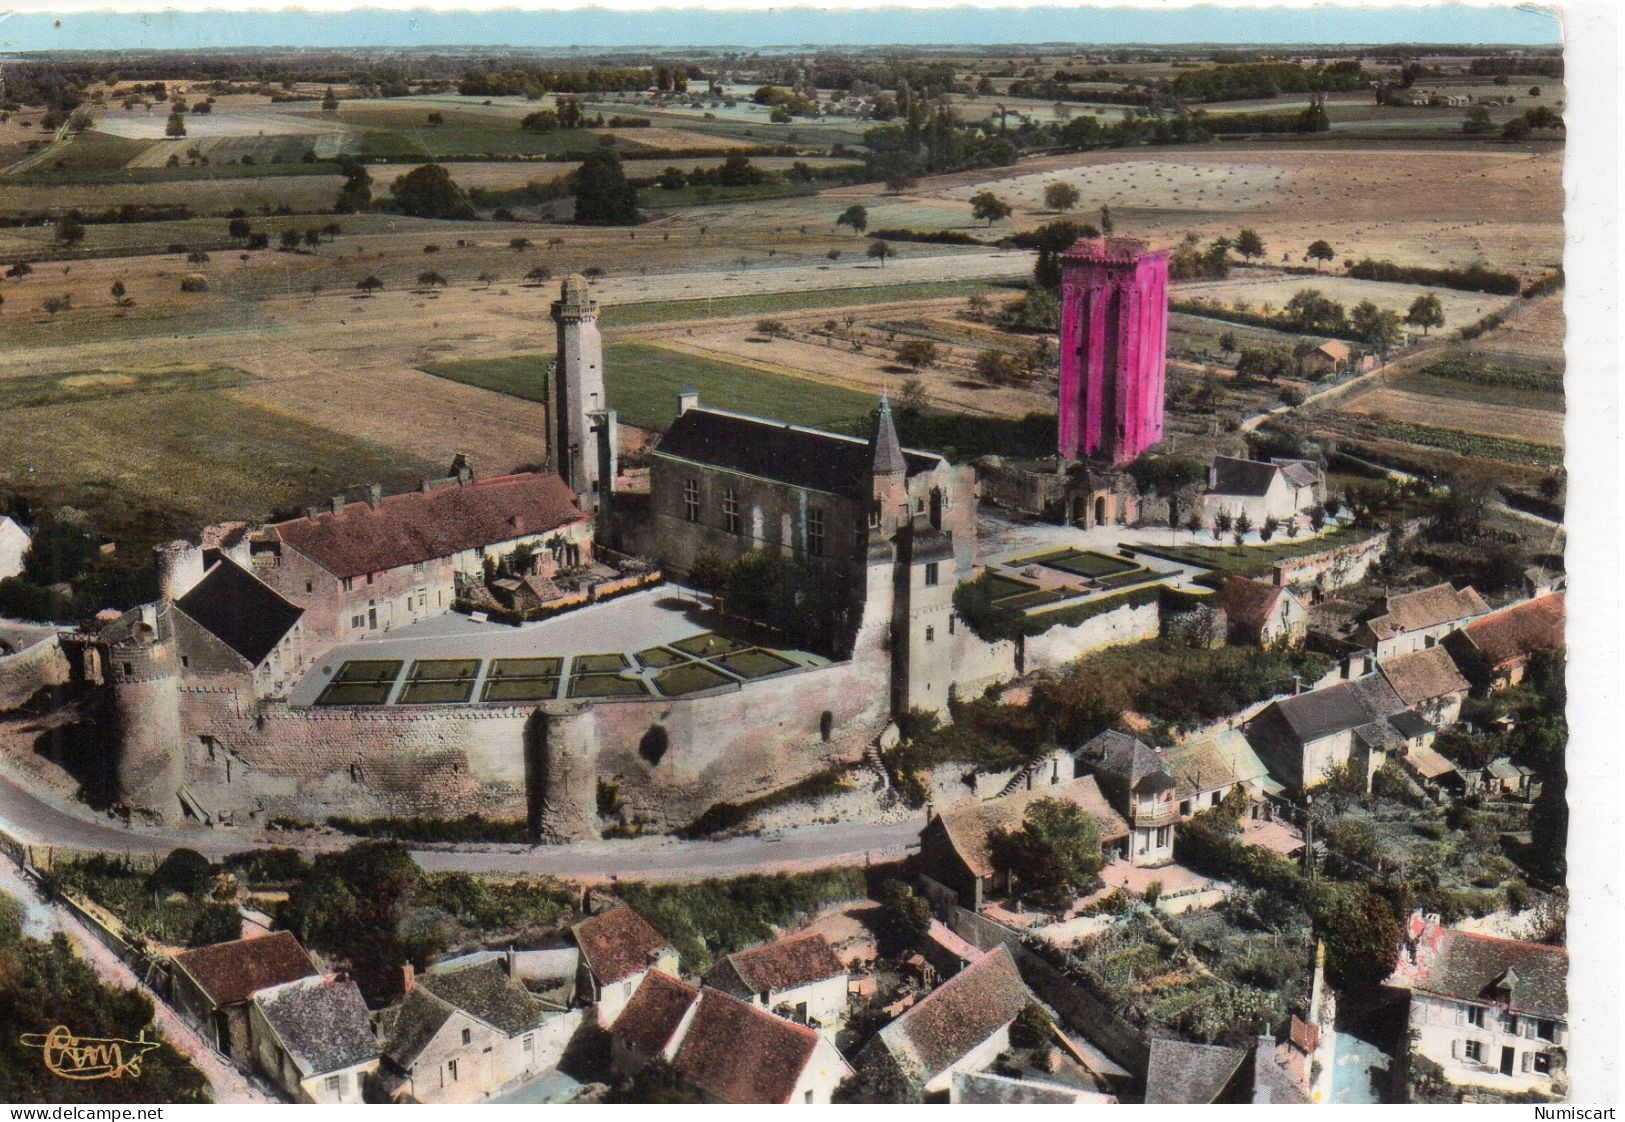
[
  {"x1": 179, "y1": 273, "x2": 209, "y2": 292},
  {"x1": 148, "y1": 848, "x2": 214, "y2": 898}
]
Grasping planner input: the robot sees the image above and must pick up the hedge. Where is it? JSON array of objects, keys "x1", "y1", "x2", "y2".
[{"x1": 1346, "y1": 257, "x2": 1522, "y2": 296}]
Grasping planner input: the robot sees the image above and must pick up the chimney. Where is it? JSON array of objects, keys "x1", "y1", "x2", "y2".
[
  {"x1": 329, "y1": 495, "x2": 344, "y2": 516},
  {"x1": 367, "y1": 483, "x2": 382, "y2": 509},
  {"x1": 305, "y1": 506, "x2": 320, "y2": 521},
  {"x1": 401, "y1": 963, "x2": 415, "y2": 994},
  {"x1": 677, "y1": 387, "x2": 699, "y2": 415},
  {"x1": 1207, "y1": 464, "x2": 1219, "y2": 489}
]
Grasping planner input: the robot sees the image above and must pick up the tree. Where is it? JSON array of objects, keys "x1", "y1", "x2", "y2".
[
  {"x1": 304, "y1": 228, "x2": 322, "y2": 250},
  {"x1": 1306, "y1": 239, "x2": 1335, "y2": 271},
  {"x1": 1350, "y1": 299, "x2": 1403, "y2": 359},
  {"x1": 334, "y1": 157, "x2": 372, "y2": 214},
  {"x1": 970, "y1": 189, "x2": 1013, "y2": 226},
  {"x1": 321, "y1": 86, "x2": 339, "y2": 111},
  {"x1": 976, "y1": 348, "x2": 1026, "y2": 386},
  {"x1": 1010, "y1": 1003, "x2": 1055, "y2": 1049},
  {"x1": 416, "y1": 271, "x2": 447, "y2": 288},
  {"x1": 573, "y1": 148, "x2": 639, "y2": 225},
  {"x1": 1234, "y1": 227, "x2": 1266, "y2": 262},
  {"x1": 1213, "y1": 509, "x2": 1234, "y2": 539},
  {"x1": 1406, "y1": 292, "x2": 1445, "y2": 336},
  {"x1": 874, "y1": 879, "x2": 932, "y2": 949},
  {"x1": 866, "y1": 240, "x2": 893, "y2": 268},
  {"x1": 165, "y1": 110, "x2": 186, "y2": 138},
  {"x1": 508, "y1": 236, "x2": 532, "y2": 252},
  {"x1": 1260, "y1": 515, "x2": 1279, "y2": 542},
  {"x1": 1283, "y1": 288, "x2": 1347, "y2": 334},
  {"x1": 278, "y1": 229, "x2": 300, "y2": 251},
  {"x1": 966, "y1": 293, "x2": 991, "y2": 320},
  {"x1": 894, "y1": 339, "x2": 938, "y2": 371},
  {"x1": 41, "y1": 296, "x2": 69, "y2": 317},
  {"x1": 1099, "y1": 203, "x2": 1113, "y2": 235},
  {"x1": 1043, "y1": 180, "x2": 1081, "y2": 212},
  {"x1": 1235, "y1": 346, "x2": 1293, "y2": 385},
  {"x1": 989, "y1": 798, "x2": 1102, "y2": 909},
  {"x1": 426, "y1": 111, "x2": 444, "y2": 127},
  {"x1": 149, "y1": 847, "x2": 214, "y2": 897},
  {"x1": 1233, "y1": 510, "x2": 1253, "y2": 546},
  {"x1": 1217, "y1": 331, "x2": 1237, "y2": 355},
  {"x1": 54, "y1": 216, "x2": 85, "y2": 246},
  {"x1": 836, "y1": 203, "x2": 868, "y2": 236},
  {"x1": 390, "y1": 163, "x2": 476, "y2": 220},
  {"x1": 1462, "y1": 105, "x2": 1494, "y2": 135},
  {"x1": 524, "y1": 266, "x2": 552, "y2": 285},
  {"x1": 1315, "y1": 882, "x2": 1404, "y2": 989},
  {"x1": 356, "y1": 275, "x2": 383, "y2": 297},
  {"x1": 1309, "y1": 503, "x2": 1327, "y2": 531}
]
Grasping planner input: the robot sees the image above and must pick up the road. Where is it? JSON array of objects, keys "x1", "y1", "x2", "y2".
[
  {"x1": 0, "y1": 853, "x2": 275, "y2": 1103},
  {"x1": 0, "y1": 768, "x2": 921, "y2": 881}
]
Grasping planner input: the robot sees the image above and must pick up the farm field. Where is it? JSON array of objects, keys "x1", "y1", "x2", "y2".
[
  {"x1": 1174, "y1": 271, "x2": 1514, "y2": 331},
  {"x1": 1336, "y1": 386, "x2": 1562, "y2": 446}
]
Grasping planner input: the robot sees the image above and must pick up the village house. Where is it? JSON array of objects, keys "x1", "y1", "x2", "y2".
[
  {"x1": 1143, "y1": 1034, "x2": 1311, "y2": 1104},
  {"x1": 608, "y1": 976, "x2": 851, "y2": 1103},
  {"x1": 1074, "y1": 729, "x2": 1178, "y2": 867},
  {"x1": 1480, "y1": 757, "x2": 1539, "y2": 800},
  {"x1": 1388, "y1": 914, "x2": 1567, "y2": 1096},
  {"x1": 374, "y1": 956, "x2": 583, "y2": 1104},
  {"x1": 1201, "y1": 456, "x2": 1323, "y2": 531},
  {"x1": 1243, "y1": 675, "x2": 1413, "y2": 792},
  {"x1": 1165, "y1": 725, "x2": 1283, "y2": 819},
  {"x1": 572, "y1": 906, "x2": 680, "y2": 1026},
  {"x1": 236, "y1": 466, "x2": 593, "y2": 643},
  {"x1": 703, "y1": 931, "x2": 849, "y2": 1030},
  {"x1": 1443, "y1": 593, "x2": 1564, "y2": 691},
  {"x1": 248, "y1": 974, "x2": 379, "y2": 1105},
  {"x1": 169, "y1": 931, "x2": 317, "y2": 1063},
  {"x1": 0, "y1": 514, "x2": 29, "y2": 580},
  {"x1": 1376, "y1": 645, "x2": 1472, "y2": 727},
  {"x1": 854, "y1": 946, "x2": 1038, "y2": 1098},
  {"x1": 1217, "y1": 575, "x2": 1308, "y2": 648},
  {"x1": 1295, "y1": 339, "x2": 1354, "y2": 379},
  {"x1": 1352, "y1": 582, "x2": 1491, "y2": 659},
  {"x1": 918, "y1": 777, "x2": 1129, "y2": 910},
  {"x1": 949, "y1": 1071, "x2": 1116, "y2": 1104}
]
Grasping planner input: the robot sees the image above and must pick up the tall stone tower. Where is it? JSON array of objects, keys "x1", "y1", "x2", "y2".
[
  {"x1": 1057, "y1": 237, "x2": 1170, "y2": 465},
  {"x1": 551, "y1": 275, "x2": 617, "y2": 510}
]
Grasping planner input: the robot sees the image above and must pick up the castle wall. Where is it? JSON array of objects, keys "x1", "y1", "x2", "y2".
[
  {"x1": 0, "y1": 632, "x2": 70, "y2": 711},
  {"x1": 1022, "y1": 597, "x2": 1162, "y2": 671}
]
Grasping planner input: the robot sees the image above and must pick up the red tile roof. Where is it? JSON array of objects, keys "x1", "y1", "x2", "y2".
[
  {"x1": 1460, "y1": 594, "x2": 1564, "y2": 670},
  {"x1": 268, "y1": 472, "x2": 586, "y2": 579},
  {"x1": 672, "y1": 989, "x2": 823, "y2": 1104},
  {"x1": 712, "y1": 932, "x2": 846, "y2": 995},
  {"x1": 609, "y1": 970, "x2": 699, "y2": 1056},
  {"x1": 1377, "y1": 646, "x2": 1470, "y2": 706},
  {"x1": 1365, "y1": 583, "x2": 1489, "y2": 640},
  {"x1": 573, "y1": 906, "x2": 673, "y2": 985},
  {"x1": 1218, "y1": 575, "x2": 1284, "y2": 632},
  {"x1": 172, "y1": 930, "x2": 317, "y2": 1009}
]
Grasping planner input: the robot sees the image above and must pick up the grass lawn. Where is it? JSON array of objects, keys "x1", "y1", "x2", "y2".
[
  {"x1": 671, "y1": 632, "x2": 750, "y2": 658},
  {"x1": 598, "y1": 279, "x2": 1011, "y2": 329},
  {"x1": 408, "y1": 658, "x2": 482, "y2": 680},
  {"x1": 714, "y1": 648, "x2": 797, "y2": 679},
  {"x1": 422, "y1": 342, "x2": 884, "y2": 433},
  {"x1": 655, "y1": 662, "x2": 736, "y2": 696},
  {"x1": 635, "y1": 645, "x2": 689, "y2": 668},
  {"x1": 488, "y1": 656, "x2": 563, "y2": 678},
  {"x1": 315, "y1": 681, "x2": 394, "y2": 706},
  {"x1": 333, "y1": 659, "x2": 404, "y2": 684},
  {"x1": 480, "y1": 676, "x2": 560, "y2": 703},
  {"x1": 397, "y1": 678, "x2": 476, "y2": 704},
  {"x1": 1137, "y1": 525, "x2": 1370, "y2": 577},
  {"x1": 572, "y1": 652, "x2": 630, "y2": 673},
  {"x1": 1020, "y1": 548, "x2": 1140, "y2": 579},
  {"x1": 0, "y1": 365, "x2": 437, "y2": 567},
  {"x1": 567, "y1": 673, "x2": 649, "y2": 698}
]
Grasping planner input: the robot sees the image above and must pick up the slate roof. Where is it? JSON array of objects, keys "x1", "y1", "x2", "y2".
[
  {"x1": 1265, "y1": 676, "x2": 1406, "y2": 744},
  {"x1": 1392, "y1": 918, "x2": 1567, "y2": 1020},
  {"x1": 870, "y1": 396, "x2": 908, "y2": 476},
  {"x1": 1273, "y1": 459, "x2": 1321, "y2": 489},
  {"x1": 1485, "y1": 757, "x2": 1531, "y2": 781},
  {"x1": 268, "y1": 472, "x2": 586, "y2": 580},
  {"x1": 874, "y1": 946, "x2": 1033, "y2": 1085},
  {"x1": 375, "y1": 988, "x2": 456, "y2": 1071},
  {"x1": 1363, "y1": 583, "x2": 1490, "y2": 641},
  {"x1": 1377, "y1": 647, "x2": 1470, "y2": 706},
  {"x1": 1208, "y1": 456, "x2": 1281, "y2": 497},
  {"x1": 253, "y1": 975, "x2": 377, "y2": 1078},
  {"x1": 708, "y1": 931, "x2": 846, "y2": 996},
  {"x1": 1144, "y1": 1037, "x2": 1248, "y2": 1103},
  {"x1": 1456, "y1": 594, "x2": 1565, "y2": 669},
  {"x1": 1252, "y1": 1044, "x2": 1311, "y2": 1105},
  {"x1": 608, "y1": 970, "x2": 699, "y2": 1057},
  {"x1": 934, "y1": 776, "x2": 1129, "y2": 879},
  {"x1": 573, "y1": 906, "x2": 673, "y2": 985},
  {"x1": 654, "y1": 406, "x2": 941, "y2": 501},
  {"x1": 1388, "y1": 710, "x2": 1436, "y2": 740},
  {"x1": 1218, "y1": 575, "x2": 1286, "y2": 632},
  {"x1": 1166, "y1": 727, "x2": 1272, "y2": 799},
  {"x1": 174, "y1": 558, "x2": 303, "y2": 667},
  {"x1": 172, "y1": 931, "x2": 316, "y2": 1009},
  {"x1": 952, "y1": 1072, "x2": 1106, "y2": 1104},
  {"x1": 419, "y1": 959, "x2": 555, "y2": 1035},
  {"x1": 671, "y1": 989, "x2": 826, "y2": 1104},
  {"x1": 1077, "y1": 729, "x2": 1174, "y2": 790}
]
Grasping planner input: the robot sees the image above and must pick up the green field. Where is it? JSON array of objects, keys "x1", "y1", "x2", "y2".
[
  {"x1": 423, "y1": 341, "x2": 885, "y2": 432},
  {"x1": 0, "y1": 364, "x2": 437, "y2": 563},
  {"x1": 1018, "y1": 548, "x2": 1140, "y2": 579},
  {"x1": 598, "y1": 279, "x2": 1010, "y2": 329}
]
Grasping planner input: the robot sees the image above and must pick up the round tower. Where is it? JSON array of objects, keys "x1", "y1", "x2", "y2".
[
  {"x1": 106, "y1": 605, "x2": 186, "y2": 822},
  {"x1": 154, "y1": 540, "x2": 206, "y2": 601}
]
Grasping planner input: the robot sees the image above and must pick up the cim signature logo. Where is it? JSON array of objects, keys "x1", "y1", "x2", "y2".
[{"x1": 18, "y1": 1024, "x2": 163, "y2": 1081}]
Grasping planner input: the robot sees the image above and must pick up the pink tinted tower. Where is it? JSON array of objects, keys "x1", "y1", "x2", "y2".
[{"x1": 1056, "y1": 237, "x2": 1170, "y2": 465}]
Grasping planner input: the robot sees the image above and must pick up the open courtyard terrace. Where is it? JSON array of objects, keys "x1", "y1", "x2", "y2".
[{"x1": 287, "y1": 585, "x2": 828, "y2": 708}]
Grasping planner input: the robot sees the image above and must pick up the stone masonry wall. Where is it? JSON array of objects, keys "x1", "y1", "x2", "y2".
[
  {"x1": 1021, "y1": 598, "x2": 1161, "y2": 670},
  {"x1": 0, "y1": 633, "x2": 70, "y2": 711}
]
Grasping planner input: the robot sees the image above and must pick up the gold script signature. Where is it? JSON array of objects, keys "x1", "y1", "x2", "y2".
[{"x1": 18, "y1": 1025, "x2": 162, "y2": 1081}]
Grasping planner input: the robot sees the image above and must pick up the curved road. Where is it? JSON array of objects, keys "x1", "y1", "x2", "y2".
[{"x1": 0, "y1": 770, "x2": 920, "y2": 881}]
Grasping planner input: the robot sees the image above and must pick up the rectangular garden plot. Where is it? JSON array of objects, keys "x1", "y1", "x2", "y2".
[
  {"x1": 486, "y1": 657, "x2": 563, "y2": 679},
  {"x1": 480, "y1": 656, "x2": 561, "y2": 703},
  {"x1": 984, "y1": 574, "x2": 1040, "y2": 602},
  {"x1": 397, "y1": 657, "x2": 481, "y2": 704},
  {"x1": 567, "y1": 673, "x2": 650, "y2": 699},
  {"x1": 655, "y1": 662, "x2": 736, "y2": 696},
  {"x1": 714, "y1": 648, "x2": 798, "y2": 680},
  {"x1": 331, "y1": 659, "x2": 403, "y2": 684},
  {"x1": 1021, "y1": 549, "x2": 1140, "y2": 579},
  {"x1": 671, "y1": 632, "x2": 750, "y2": 659},
  {"x1": 635, "y1": 646, "x2": 690, "y2": 669},
  {"x1": 408, "y1": 658, "x2": 482, "y2": 681},
  {"x1": 572, "y1": 653, "x2": 631, "y2": 674},
  {"x1": 314, "y1": 680, "x2": 395, "y2": 706}
]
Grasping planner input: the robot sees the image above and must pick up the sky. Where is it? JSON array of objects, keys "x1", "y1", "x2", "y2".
[{"x1": 0, "y1": 4, "x2": 1563, "y2": 53}]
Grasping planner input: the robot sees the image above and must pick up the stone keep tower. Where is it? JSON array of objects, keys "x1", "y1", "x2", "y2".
[
  {"x1": 551, "y1": 275, "x2": 617, "y2": 510},
  {"x1": 1057, "y1": 237, "x2": 1170, "y2": 465}
]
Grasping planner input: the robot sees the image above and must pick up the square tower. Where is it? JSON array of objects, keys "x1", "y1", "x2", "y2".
[
  {"x1": 1057, "y1": 237, "x2": 1170, "y2": 465},
  {"x1": 551, "y1": 275, "x2": 616, "y2": 509}
]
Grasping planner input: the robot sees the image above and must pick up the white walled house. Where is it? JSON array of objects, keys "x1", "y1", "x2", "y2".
[
  {"x1": 1353, "y1": 583, "x2": 1491, "y2": 659},
  {"x1": 1389, "y1": 914, "x2": 1567, "y2": 1097},
  {"x1": 1201, "y1": 457, "x2": 1322, "y2": 530},
  {"x1": 0, "y1": 516, "x2": 29, "y2": 581},
  {"x1": 572, "y1": 906, "x2": 680, "y2": 1026},
  {"x1": 703, "y1": 931, "x2": 849, "y2": 1031},
  {"x1": 248, "y1": 975, "x2": 378, "y2": 1105}
]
